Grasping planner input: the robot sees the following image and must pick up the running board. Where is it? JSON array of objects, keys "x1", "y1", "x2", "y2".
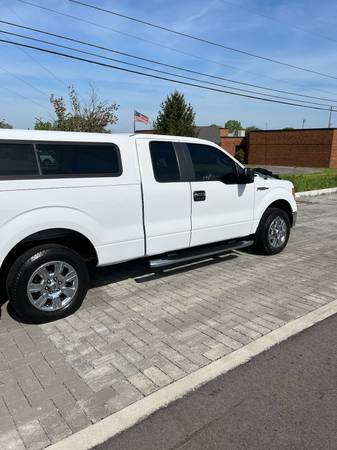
[{"x1": 149, "y1": 239, "x2": 254, "y2": 269}]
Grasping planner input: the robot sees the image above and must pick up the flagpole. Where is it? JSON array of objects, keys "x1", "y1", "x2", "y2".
[{"x1": 133, "y1": 110, "x2": 136, "y2": 133}]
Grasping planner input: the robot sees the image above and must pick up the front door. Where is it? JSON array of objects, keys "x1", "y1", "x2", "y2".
[
  {"x1": 136, "y1": 138, "x2": 192, "y2": 255},
  {"x1": 185, "y1": 143, "x2": 255, "y2": 247}
]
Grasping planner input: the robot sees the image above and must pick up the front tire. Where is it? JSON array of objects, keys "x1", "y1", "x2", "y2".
[
  {"x1": 7, "y1": 244, "x2": 89, "y2": 323},
  {"x1": 255, "y1": 207, "x2": 291, "y2": 255}
]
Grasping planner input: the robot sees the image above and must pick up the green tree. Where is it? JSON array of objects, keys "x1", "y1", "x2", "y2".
[
  {"x1": 153, "y1": 91, "x2": 197, "y2": 137},
  {"x1": 35, "y1": 85, "x2": 119, "y2": 132},
  {"x1": 0, "y1": 119, "x2": 13, "y2": 129},
  {"x1": 282, "y1": 127, "x2": 295, "y2": 131},
  {"x1": 245, "y1": 125, "x2": 261, "y2": 132},
  {"x1": 224, "y1": 119, "x2": 243, "y2": 133}
]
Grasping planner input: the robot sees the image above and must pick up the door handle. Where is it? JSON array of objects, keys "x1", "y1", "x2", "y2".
[{"x1": 193, "y1": 190, "x2": 206, "y2": 201}]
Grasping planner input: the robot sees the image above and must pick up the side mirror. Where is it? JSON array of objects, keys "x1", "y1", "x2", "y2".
[{"x1": 239, "y1": 168, "x2": 254, "y2": 184}]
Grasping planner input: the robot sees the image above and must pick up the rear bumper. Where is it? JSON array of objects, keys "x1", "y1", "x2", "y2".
[{"x1": 292, "y1": 211, "x2": 297, "y2": 227}]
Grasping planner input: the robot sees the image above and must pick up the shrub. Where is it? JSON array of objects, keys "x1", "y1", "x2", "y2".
[
  {"x1": 281, "y1": 170, "x2": 337, "y2": 192},
  {"x1": 235, "y1": 147, "x2": 246, "y2": 163}
]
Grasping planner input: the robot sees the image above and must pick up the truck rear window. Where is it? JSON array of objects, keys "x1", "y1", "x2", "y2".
[
  {"x1": 0, "y1": 141, "x2": 122, "y2": 178},
  {"x1": 0, "y1": 143, "x2": 39, "y2": 177},
  {"x1": 36, "y1": 143, "x2": 122, "y2": 177}
]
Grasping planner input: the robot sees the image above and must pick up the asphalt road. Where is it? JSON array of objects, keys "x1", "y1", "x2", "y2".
[{"x1": 94, "y1": 313, "x2": 337, "y2": 450}]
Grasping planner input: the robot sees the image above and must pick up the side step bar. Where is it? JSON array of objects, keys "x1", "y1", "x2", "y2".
[{"x1": 149, "y1": 239, "x2": 254, "y2": 269}]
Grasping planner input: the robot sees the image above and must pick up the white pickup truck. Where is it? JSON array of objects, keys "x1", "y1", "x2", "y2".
[{"x1": 0, "y1": 130, "x2": 297, "y2": 322}]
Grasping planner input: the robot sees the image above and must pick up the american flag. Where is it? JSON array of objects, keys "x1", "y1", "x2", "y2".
[{"x1": 134, "y1": 110, "x2": 149, "y2": 124}]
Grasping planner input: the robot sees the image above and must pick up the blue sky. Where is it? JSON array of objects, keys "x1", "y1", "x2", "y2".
[{"x1": 1, "y1": 0, "x2": 337, "y2": 131}]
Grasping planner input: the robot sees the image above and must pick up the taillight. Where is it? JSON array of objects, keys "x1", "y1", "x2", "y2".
[{"x1": 292, "y1": 187, "x2": 296, "y2": 199}]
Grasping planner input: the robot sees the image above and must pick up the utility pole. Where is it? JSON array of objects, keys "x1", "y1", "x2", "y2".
[
  {"x1": 328, "y1": 106, "x2": 333, "y2": 128},
  {"x1": 302, "y1": 119, "x2": 306, "y2": 129}
]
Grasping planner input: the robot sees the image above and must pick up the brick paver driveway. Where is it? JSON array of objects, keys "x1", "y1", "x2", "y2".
[{"x1": 1, "y1": 194, "x2": 337, "y2": 449}]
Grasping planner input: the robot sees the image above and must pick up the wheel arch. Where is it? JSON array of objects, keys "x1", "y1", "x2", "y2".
[
  {"x1": 265, "y1": 199, "x2": 294, "y2": 226},
  {"x1": 0, "y1": 228, "x2": 98, "y2": 283}
]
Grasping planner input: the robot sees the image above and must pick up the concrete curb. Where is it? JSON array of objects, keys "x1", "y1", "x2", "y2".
[
  {"x1": 46, "y1": 299, "x2": 337, "y2": 450},
  {"x1": 296, "y1": 187, "x2": 337, "y2": 198}
]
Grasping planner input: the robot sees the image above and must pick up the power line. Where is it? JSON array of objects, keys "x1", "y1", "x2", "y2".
[
  {"x1": 2, "y1": 20, "x2": 337, "y2": 106},
  {"x1": 69, "y1": 0, "x2": 337, "y2": 82},
  {"x1": 17, "y1": 0, "x2": 236, "y2": 66},
  {"x1": 0, "y1": 82, "x2": 50, "y2": 113},
  {"x1": 16, "y1": 0, "x2": 337, "y2": 97},
  {"x1": 4, "y1": 3, "x2": 68, "y2": 88},
  {"x1": 0, "y1": 37, "x2": 333, "y2": 112},
  {"x1": 0, "y1": 62, "x2": 48, "y2": 98},
  {"x1": 2, "y1": 28, "x2": 334, "y2": 109}
]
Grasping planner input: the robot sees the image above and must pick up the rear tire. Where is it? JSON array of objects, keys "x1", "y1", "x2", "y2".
[
  {"x1": 255, "y1": 207, "x2": 290, "y2": 255},
  {"x1": 6, "y1": 244, "x2": 89, "y2": 323}
]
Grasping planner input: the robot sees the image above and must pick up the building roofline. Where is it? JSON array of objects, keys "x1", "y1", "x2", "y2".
[
  {"x1": 248, "y1": 127, "x2": 337, "y2": 133},
  {"x1": 222, "y1": 136, "x2": 246, "y2": 139}
]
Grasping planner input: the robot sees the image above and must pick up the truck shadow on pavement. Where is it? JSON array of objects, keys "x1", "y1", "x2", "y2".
[
  {"x1": 90, "y1": 252, "x2": 238, "y2": 287},
  {"x1": 1, "y1": 251, "x2": 239, "y2": 325}
]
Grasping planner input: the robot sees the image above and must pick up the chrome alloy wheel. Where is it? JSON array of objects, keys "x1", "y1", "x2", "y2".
[
  {"x1": 268, "y1": 216, "x2": 287, "y2": 249},
  {"x1": 27, "y1": 261, "x2": 78, "y2": 311}
]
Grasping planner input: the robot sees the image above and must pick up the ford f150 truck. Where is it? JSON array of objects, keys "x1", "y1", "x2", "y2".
[{"x1": 0, "y1": 130, "x2": 297, "y2": 322}]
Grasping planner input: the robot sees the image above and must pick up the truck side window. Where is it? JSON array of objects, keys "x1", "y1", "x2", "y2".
[
  {"x1": 0, "y1": 143, "x2": 39, "y2": 177},
  {"x1": 36, "y1": 143, "x2": 122, "y2": 177},
  {"x1": 150, "y1": 141, "x2": 181, "y2": 182},
  {"x1": 187, "y1": 143, "x2": 238, "y2": 184}
]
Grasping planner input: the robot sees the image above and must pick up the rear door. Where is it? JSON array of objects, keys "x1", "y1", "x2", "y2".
[
  {"x1": 135, "y1": 138, "x2": 192, "y2": 255},
  {"x1": 185, "y1": 142, "x2": 255, "y2": 247}
]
